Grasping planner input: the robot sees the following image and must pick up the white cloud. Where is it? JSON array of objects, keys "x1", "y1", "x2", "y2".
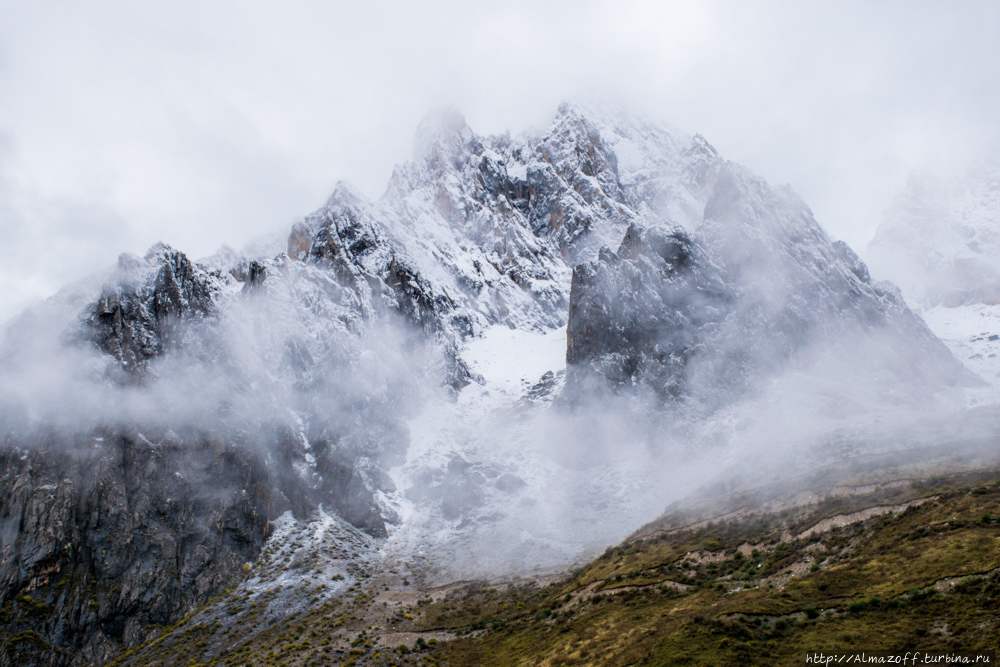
[{"x1": 1, "y1": 0, "x2": 998, "y2": 320}]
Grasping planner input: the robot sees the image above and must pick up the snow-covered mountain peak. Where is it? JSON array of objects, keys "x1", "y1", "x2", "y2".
[
  {"x1": 412, "y1": 106, "x2": 475, "y2": 164},
  {"x1": 869, "y1": 162, "x2": 1000, "y2": 308},
  {"x1": 868, "y1": 162, "x2": 1000, "y2": 406}
]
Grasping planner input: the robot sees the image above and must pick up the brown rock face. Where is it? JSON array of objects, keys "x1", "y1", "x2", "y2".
[{"x1": 286, "y1": 221, "x2": 314, "y2": 261}]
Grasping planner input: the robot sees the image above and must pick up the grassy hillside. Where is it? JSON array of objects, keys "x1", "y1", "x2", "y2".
[
  {"x1": 430, "y1": 471, "x2": 1000, "y2": 666},
  {"x1": 99, "y1": 469, "x2": 1000, "y2": 666}
]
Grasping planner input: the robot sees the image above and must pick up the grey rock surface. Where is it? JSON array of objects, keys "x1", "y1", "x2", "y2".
[
  {"x1": 0, "y1": 431, "x2": 270, "y2": 667},
  {"x1": 565, "y1": 164, "x2": 971, "y2": 408}
]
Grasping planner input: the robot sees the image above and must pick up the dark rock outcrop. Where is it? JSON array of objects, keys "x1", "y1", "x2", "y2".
[
  {"x1": 0, "y1": 431, "x2": 271, "y2": 667},
  {"x1": 566, "y1": 167, "x2": 973, "y2": 406},
  {"x1": 241, "y1": 260, "x2": 267, "y2": 295},
  {"x1": 86, "y1": 246, "x2": 222, "y2": 376},
  {"x1": 567, "y1": 225, "x2": 732, "y2": 398}
]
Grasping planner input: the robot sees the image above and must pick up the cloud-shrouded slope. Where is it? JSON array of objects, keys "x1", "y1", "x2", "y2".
[
  {"x1": 0, "y1": 103, "x2": 974, "y2": 667},
  {"x1": 869, "y1": 164, "x2": 1000, "y2": 308}
]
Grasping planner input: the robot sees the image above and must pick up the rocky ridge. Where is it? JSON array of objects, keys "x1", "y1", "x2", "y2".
[{"x1": 565, "y1": 165, "x2": 967, "y2": 407}]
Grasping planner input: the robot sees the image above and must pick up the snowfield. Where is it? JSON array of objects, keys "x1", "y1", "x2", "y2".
[{"x1": 921, "y1": 303, "x2": 1000, "y2": 407}]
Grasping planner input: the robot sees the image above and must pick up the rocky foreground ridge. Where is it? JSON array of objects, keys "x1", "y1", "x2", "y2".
[{"x1": 0, "y1": 103, "x2": 971, "y2": 666}]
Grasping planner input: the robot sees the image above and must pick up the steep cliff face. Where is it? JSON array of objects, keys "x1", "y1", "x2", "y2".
[
  {"x1": 0, "y1": 425, "x2": 402, "y2": 665},
  {"x1": 565, "y1": 161, "x2": 971, "y2": 408},
  {"x1": 0, "y1": 431, "x2": 271, "y2": 667},
  {"x1": 566, "y1": 224, "x2": 732, "y2": 399}
]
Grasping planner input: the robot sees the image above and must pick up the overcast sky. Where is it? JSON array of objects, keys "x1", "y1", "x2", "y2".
[{"x1": 1, "y1": 0, "x2": 998, "y2": 321}]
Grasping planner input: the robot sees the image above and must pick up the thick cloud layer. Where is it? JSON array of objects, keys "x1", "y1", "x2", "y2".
[{"x1": 2, "y1": 1, "x2": 1000, "y2": 321}]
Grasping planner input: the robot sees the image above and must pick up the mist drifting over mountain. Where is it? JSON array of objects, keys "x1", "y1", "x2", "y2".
[
  {"x1": 3, "y1": 103, "x2": 998, "y2": 664},
  {"x1": 2, "y1": 2, "x2": 999, "y2": 663}
]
